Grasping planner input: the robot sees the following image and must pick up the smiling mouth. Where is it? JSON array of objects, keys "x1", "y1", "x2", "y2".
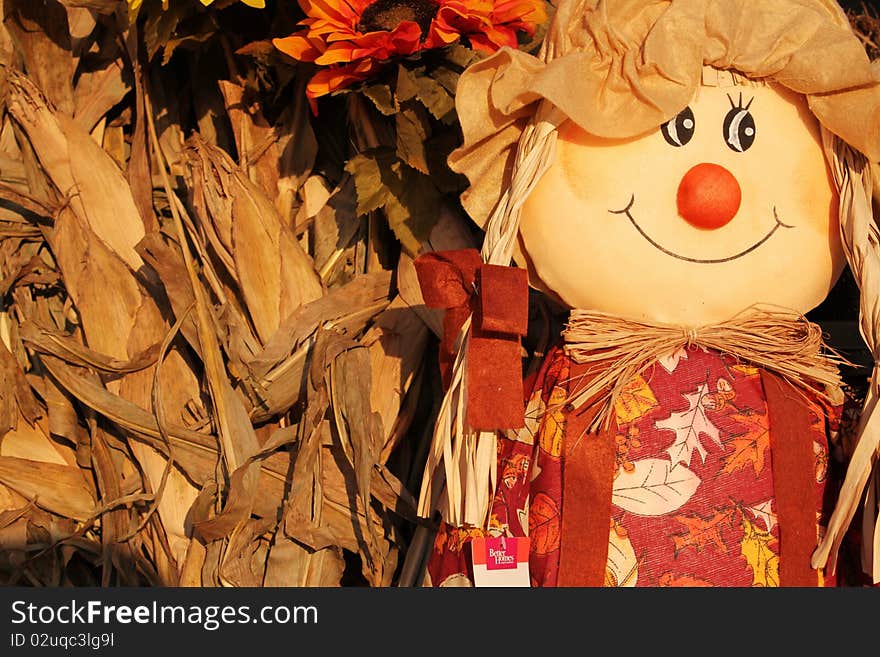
[{"x1": 609, "y1": 195, "x2": 794, "y2": 264}]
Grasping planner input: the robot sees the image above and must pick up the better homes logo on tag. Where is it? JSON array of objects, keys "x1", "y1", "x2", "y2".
[
  {"x1": 487, "y1": 547, "x2": 516, "y2": 567},
  {"x1": 472, "y1": 537, "x2": 530, "y2": 586},
  {"x1": 486, "y1": 540, "x2": 517, "y2": 570}
]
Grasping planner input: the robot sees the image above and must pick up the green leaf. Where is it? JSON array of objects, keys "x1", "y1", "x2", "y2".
[
  {"x1": 161, "y1": 26, "x2": 218, "y2": 65},
  {"x1": 345, "y1": 149, "x2": 397, "y2": 216},
  {"x1": 363, "y1": 84, "x2": 397, "y2": 116},
  {"x1": 410, "y1": 73, "x2": 456, "y2": 123},
  {"x1": 143, "y1": 3, "x2": 189, "y2": 61},
  {"x1": 444, "y1": 44, "x2": 484, "y2": 69},
  {"x1": 430, "y1": 66, "x2": 460, "y2": 96},
  {"x1": 345, "y1": 149, "x2": 441, "y2": 256},
  {"x1": 395, "y1": 103, "x2": 430, "y2": 174},
  {"x1": 382, "y1": 163, "x2": 441, "y2": 256},
  {"x1": 143, "y1": 2, "x2": 218, "y2": 64},
  {"x1": 395, "y1": 65, "x2": 420, "y2": 103},
  {"x1": 395, "y1": 65, "x2": 456, "y2": 123},
  {"x1": 396, "y1": 65, "x2": 459, "y2": 125}
]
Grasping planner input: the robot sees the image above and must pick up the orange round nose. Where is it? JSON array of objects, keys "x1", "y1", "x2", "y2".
[{"x1": 676, "y1": 163, "x2": 742, "y2": 230}]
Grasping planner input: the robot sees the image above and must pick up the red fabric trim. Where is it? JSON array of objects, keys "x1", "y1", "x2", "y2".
[
  {"x1": 761, "y1": 370, "x2": 820, "y2": 587},
  {"x1": 468, "y1": 334, "x2": 526, "y2": 429},
  {"x1": 475, "y1": 264, "x2": 529, "y2": 335},
  {"x1": 557, "y1": 362, "x2": 616, "y2": 586}
]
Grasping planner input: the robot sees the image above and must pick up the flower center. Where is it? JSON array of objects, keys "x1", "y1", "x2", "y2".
[{"x1": 358, "y1": 0, "x2": 439, "y2": 36}]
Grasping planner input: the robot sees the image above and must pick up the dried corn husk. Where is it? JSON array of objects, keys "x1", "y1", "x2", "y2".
[{"x1": 0, "y1": 0, "x2": 434, "y2": 587}]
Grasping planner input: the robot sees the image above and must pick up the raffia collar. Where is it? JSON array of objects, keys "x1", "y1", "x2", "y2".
[{"x1": 561, "y1": 305, "x2": 848, "y2": 431}]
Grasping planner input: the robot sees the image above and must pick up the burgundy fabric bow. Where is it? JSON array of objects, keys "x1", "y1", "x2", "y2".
[{"x1": 414, "y1": 249, "x2": 528, "y2": 430}]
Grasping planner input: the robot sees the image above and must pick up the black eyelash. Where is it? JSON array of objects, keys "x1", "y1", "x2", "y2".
[{"x1": 726, "y1": 92, "x2": 754, "y2": 111}]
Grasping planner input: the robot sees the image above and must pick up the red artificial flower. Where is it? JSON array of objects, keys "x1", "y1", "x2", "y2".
[{"x1": 273, "y1": 0, "x2": 547, "y2": 110}]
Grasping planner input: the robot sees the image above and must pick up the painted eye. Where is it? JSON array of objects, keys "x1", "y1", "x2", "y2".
[
  {"x1": 661, "y1": 107, "x2": 695, "y2": 147},
  {"x1": 723, "y1": 99, "x2": 756, "y2": 152}
]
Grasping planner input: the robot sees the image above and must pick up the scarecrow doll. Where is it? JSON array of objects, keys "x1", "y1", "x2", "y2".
[{"x1": 413, "y1": 0, "x2": 880, "y2": 587}]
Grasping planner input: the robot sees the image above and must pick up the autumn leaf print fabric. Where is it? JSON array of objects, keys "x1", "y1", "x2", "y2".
[{"x1": 426, "y1": 344, "x2": 841, "y2": 587}]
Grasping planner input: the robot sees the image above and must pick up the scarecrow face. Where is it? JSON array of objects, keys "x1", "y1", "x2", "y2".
[{"x1": 519, "y1": 80, "x2": 846, "y2": 325}]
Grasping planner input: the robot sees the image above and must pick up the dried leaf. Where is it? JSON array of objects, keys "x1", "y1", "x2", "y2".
[
  {"x1": 266, "y1": 540, "x2": 345, "y2": 587},
  {"x1": 142, "y1": 2, "x2": 211, "y2": 64},
  {"x1": 346, "y1": 149, "x2": 395, "y2": 216},
  {"x1": 147, "y1": 67, "x2": 186, "y2": 175},
  {"x1": 362, "y1": 296, "x2": 429, "y2": 456},
  {"x1": 297, "y1": 175, "x2": 332, "y2": 222},
  {"x1": 1, "y1": 416, "x2": 76, "y2": 468},
  {"x1": 382, "y1": 167, "x2": 442, "y2": 255},
  {"x1": 218, "y1": 78, "x2": 281, "y2": 201},
  {"x1": 89, "y1": 422, "x2": 140, "y2": 586},
  {"x1": 219, "y1": 517, "x2": 273, "y2": 587},
  {"x1": 0, "y1": 6, "x2": 14, "y2": 68},
  {"x1": 6, "y1": 71, "x2": 145, "y2": 271},
  {"x1": 191, "y1": 428, "x2": 261, "y2": 542},
  {"x1": 0, "y1": 336, "x2": 41, "y2": 434},
  {"x1": 179, "y1": 538, "x2": 206, "y2": 586},
  {"x1": 135, "y1": 232, "x2": 201, "y2": 356},
  {"x1": 0, "y1": 455, "x2": 95, "y2": 520},
  {"x1": 42, "y1": 374, "x2": 90, "y2": 467},
  {"x1": 247, "y1": 271, "x2": 392, "y2": 421},
  {"x1": 56, "y1": 1, "x2": 120, "y2": 14},
  {"x1": 42, "y1": 355, "x2": 218, "y2": 485},
  {"x1": 125, "y1": 27, "x2": 156, "y2": 233},
  {"x1": 396, "y1": 252, "x2": 442, "y2": 337},
  {"x1": 312, "y1": 175, "x2": 360, "y2": 279},
  {"x1": 0, "y1": 182, "x2": 56, "y2": 220},
  {"x1": 65, "y1": 6, "x2": 95, "y2": 44},
  {"x1": 184, "y1": 136, "x2": 323, "y2": 344},
  {"x1": 20, "y1": 321, "x2": 158, "y2": 374},
  {"x1": 284, "y1": 395, "x2": 337, "y2": 549},
  {"x1": 49, "y1": 208, "x2": 145, "y2": 358},
  {"x1": 74, "y1": 57, "x2": 129, "y2": 134},
  {"x1": 329, "y1": 344, "x2": 379, "y2": 525},
  {"x1": 4, "y1": 0, "x2": 77, "y2": 115},
  {"x1": 320, "y1": 445, "x2": 399, "y2": 586}
]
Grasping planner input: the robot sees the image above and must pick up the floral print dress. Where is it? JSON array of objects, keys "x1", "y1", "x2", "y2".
[{"x1": 426, "y1": 344, "x2": 844, "y2": 587}]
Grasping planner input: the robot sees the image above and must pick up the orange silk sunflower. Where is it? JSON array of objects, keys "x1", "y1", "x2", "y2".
[{"x1": 273, "y1": 0, "x2": 547, "y2": 109}]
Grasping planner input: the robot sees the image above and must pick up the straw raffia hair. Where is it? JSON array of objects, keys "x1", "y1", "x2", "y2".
[
  {"x1": 417, "y1": 0, "x2": 880, "y2": 582},
  {"x1": 815, "y1": 133, "x2": 880, "y2": 580}
]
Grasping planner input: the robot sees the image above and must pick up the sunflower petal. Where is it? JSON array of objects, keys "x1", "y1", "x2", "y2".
[
  {"x1": 273, "y1": 34, "x2": 325, "y2": 62},
  {"x1": 280, "y1": 0, "x2": 546, "y2": 98},
  {"x1": 300, "y1": 0, "x2": 360, "y2": 24},
  {"x1": 307, "y1": 59, "x2": 382, "y2": 101}
]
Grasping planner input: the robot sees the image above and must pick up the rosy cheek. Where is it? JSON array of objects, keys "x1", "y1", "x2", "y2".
[{"x1": 676, "y1": 163, "x2": 742, "y2": 230}]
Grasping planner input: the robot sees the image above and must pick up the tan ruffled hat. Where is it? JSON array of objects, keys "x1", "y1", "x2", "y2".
[
  {"x1": 418, "y1": 0, "x2": 880, "y2": 582},
  {"x1": 450, "y1": 0, "x2": 880, "y2": 229}
]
